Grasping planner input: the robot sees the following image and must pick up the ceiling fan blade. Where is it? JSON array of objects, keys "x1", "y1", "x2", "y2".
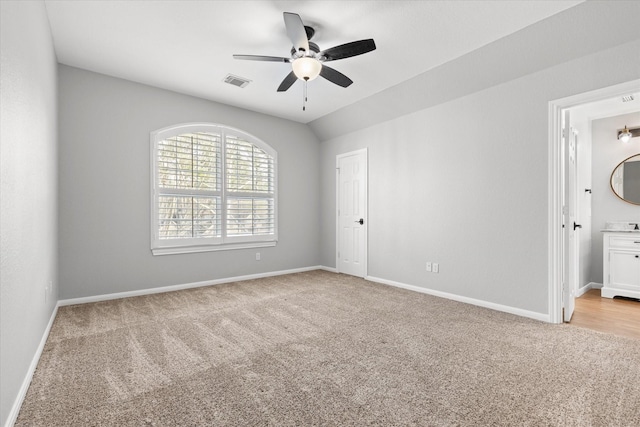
[
  {"x1": 283, "y1": 12, "x2": 309, "y2": 53},
  {"x1": 277, "y1": 71, "x2": 298, "y2": 92},
  {"x1": 319, "y1": 39, "x2": 376, "y2": 62},
  {"x1": 233, "y1": 55, "x2": 290, "y2": 63},
  {"x1": 319, "y1": 66, "x2": 353, "y2": 88}
]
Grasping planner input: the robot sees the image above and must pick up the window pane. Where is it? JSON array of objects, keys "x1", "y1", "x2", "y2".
[
  {"x1": 193, "y1": 197, "x2": 221, "y2": 238},
  {"x1": 158, "y1": 132, "x2": 221, "y2": 191},
  {"x1": 253, "y1": 149, "x2": 273, "y2": 193},
  {"x1": 252, "y1": 198, "x2": 275, "y2": 235},
  {"x1": 193, "y1": 133, "x2": 221, "y2": 190},
  {"x1": 158, "y1": 137, "x2": 191, "y2": 189},
  {"x1": 158, "y1": 196, "x2": 192, "y2": 239},
  {"x1": 226, "y1": 137, "x2": 274, "y2": 193},
  {"x1": 227, "y1": 197, "x2": 275, "y2": 236},
  {"x1": 158, "y1": 196, "x2": 220, "y2": 239}
]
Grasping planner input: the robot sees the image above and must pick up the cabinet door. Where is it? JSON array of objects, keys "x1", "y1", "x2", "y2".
[{"x1": 610, "y1": 251, "x2": 640, "y2": 291}]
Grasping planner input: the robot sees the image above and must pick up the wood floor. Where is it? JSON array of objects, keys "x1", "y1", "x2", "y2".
[{"x1": 569, "y1": 288, "x2": 640, "y2": 340}]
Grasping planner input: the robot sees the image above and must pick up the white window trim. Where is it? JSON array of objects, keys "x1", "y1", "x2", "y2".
[{"x1": 150, "y1": 123, "x2": 278, "y2": 255}]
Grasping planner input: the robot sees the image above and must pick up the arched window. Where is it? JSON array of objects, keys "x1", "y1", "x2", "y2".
[{"x1": 150, "y1": 123, "x2": 277, "y2": 255}]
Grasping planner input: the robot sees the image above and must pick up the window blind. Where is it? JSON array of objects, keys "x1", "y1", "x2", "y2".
[
  {"x1": 152, "y1": 124, "x2": 277, "y2": 254},
  {"x1": 225, "y1": 136, "x2": 275, "y2": 238},
  {"x1": 158, "y1": 132, "x2": 221, "y2": 191},
  {"x1": 226, "y1": 197, "x2": 275, "y2": 236},
  {"x1": 157, "y1": 132, "x2": 222, "y2": 239},
  {"x1": 226, "y1": 136, "x2": 274, "y2": 193}
]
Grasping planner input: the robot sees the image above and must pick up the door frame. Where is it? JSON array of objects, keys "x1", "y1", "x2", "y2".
[
  {"x1": 336, "y1": 148, "x2": 368, "y2": 277},
  {"x1": 548, "y1": 79, "x2": 640, "y2": 324}
]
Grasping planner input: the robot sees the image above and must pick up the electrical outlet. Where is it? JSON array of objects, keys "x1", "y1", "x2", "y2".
[
  {"x1": 426, "y1": 262, "x2": 432, "y2": 272},
  {"x1": 256, "y1": 252, "x2": 261, "y2": 261},
  {"x1": 433, "y1": 263, "x2": 439, "y2": 273}
]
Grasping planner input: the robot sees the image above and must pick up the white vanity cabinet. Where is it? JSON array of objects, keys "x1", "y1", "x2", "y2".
[{"x1": 602, "y1": 232, "x2": 640, "y2": 299}]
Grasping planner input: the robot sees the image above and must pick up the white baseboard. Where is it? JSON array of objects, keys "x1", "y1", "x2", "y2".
[
  {"x1": 366, "y1": 275, "x2": 550, "y2": 323},
  {"x1": 576, "y1": 282, "x2": 602, "y2": 297},
  {"x1": 5, "y1": 304, "x2": 58, "y2": 427},
  {"x1": 58, "y1": 265, "x2": 327, "y2": 307},
  {"x1": 319, "y1": 265, "x2": 338, "y2": 273}
]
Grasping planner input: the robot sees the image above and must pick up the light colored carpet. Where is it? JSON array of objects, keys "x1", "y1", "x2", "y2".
[{"x1": 16, "y1": 270, "x2": 640, "y2": 426}]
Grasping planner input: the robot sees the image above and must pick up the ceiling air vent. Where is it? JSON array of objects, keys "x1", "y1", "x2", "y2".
[
  {"x1": 223, "y1": 74, "x2": 251, "y2": 88},
  {"x1": 621, "y1": 94, "x2": 635, "y2": 102}
]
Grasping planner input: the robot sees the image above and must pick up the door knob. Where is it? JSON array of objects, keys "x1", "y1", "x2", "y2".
[
  {"x1": 355, "y1": 218, "x2": 364, "y2": 225},
  {"x1": 573, "y1": 222, "x2": 582, "y2": 230}
]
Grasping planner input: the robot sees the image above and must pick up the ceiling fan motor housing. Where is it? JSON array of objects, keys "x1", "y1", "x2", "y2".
[
  {"x1": 291, "y1": 41, "x2": 320, "y2": 58},
  {"x1": 304, "y1": 26, "x2": 315, "y2": 41}
]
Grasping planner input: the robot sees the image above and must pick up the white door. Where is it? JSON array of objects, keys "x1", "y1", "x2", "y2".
[
  {"x1": 337, "y1": 149, "x2": 367, "y2": 277},
  {"x1": 563, "y1": 110, "x2": 578, "y2": 322}
]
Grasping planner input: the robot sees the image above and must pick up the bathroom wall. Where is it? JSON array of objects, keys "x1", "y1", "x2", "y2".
[{"x1": 590, "y1": 112, "x2": 640, "y2": 283}]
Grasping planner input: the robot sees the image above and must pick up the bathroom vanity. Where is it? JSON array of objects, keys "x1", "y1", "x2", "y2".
[{"x1": 602, "y1": 230, "x2": 640, "y2": 299}]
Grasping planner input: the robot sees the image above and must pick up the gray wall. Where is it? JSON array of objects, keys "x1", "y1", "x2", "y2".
[
  {"x1": 0, "y1": 1, "x2": 59, "y2": 425},
  {"x1": 58, "y1": 65, "x2": 321, "y2": 299},
  {"x1": 319, "y1": 40, "x2": 640, "y2": 316},
  {"x1": 590, "y1": 112, "x2": 640, "y2": 283}
]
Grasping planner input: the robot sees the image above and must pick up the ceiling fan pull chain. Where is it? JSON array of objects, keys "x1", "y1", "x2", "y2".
[{"x1": 303, "y1": 78, "x2": 308, "y2": 111}]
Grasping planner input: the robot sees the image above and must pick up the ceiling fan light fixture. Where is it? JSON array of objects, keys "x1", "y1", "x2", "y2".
[
  {"x1": 292, "y1": 57, "x2": 322, "y2": 81},
  {"x1": 618, "y1": 125, "x2": 632, "y2": 143}
]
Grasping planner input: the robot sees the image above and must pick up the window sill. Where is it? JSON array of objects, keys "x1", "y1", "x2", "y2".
[{"x1": 151, "y1": 241, "x2": 277, "y2": 256}]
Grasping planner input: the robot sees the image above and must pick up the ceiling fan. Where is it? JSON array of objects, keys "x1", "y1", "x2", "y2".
[{"x1": 233, "y1": 12, "x2": 376, "y2": 108}]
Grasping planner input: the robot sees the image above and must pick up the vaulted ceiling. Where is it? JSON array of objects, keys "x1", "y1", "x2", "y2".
[{"x1": 44, "y1": 0, "x2": 583, "y2": 123}]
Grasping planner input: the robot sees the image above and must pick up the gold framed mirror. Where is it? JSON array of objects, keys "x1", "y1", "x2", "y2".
[{"x1": 610, "y1": 153, "x2": 640, "y2": 205}]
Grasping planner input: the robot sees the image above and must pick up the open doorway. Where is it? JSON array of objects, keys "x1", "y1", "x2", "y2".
[{"x1": 549, "y1": 79, "x2": 640, "y2": 326}]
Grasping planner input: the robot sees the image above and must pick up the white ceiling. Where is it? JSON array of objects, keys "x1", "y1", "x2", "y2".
[
  {"x1": 571, "y1": 92, "x2": 640, "y2": 124},
  {"x1": 44, "y1": 0, "x2": 583, "y2": 124}
]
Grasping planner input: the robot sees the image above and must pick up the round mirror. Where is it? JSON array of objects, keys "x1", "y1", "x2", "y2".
[{"x1": 610, "y1": 153, "x2": 640, "y2": 205}]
